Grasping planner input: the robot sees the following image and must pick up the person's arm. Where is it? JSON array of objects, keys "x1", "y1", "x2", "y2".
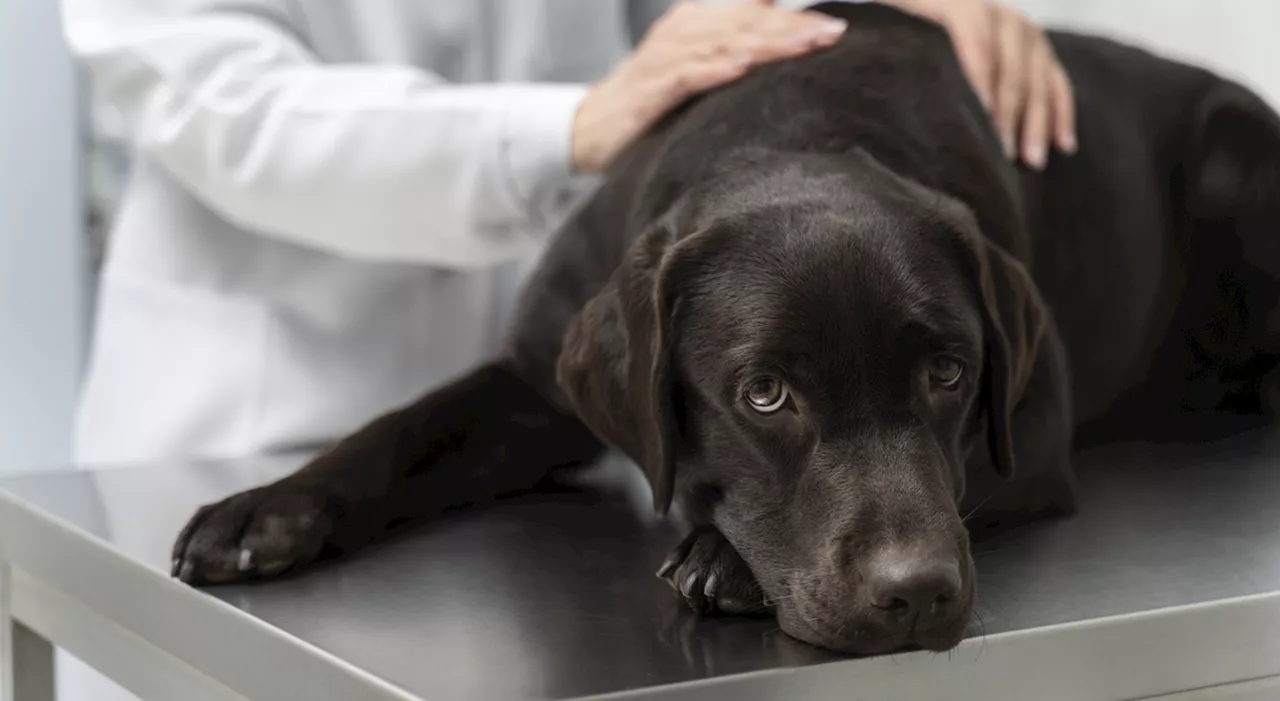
[
  {"x1": 62, "y1": 0, "x2": 592, "y2": 268},
  {"x1": 64, "y1": 0, "x2": 851, "y2": 268}
]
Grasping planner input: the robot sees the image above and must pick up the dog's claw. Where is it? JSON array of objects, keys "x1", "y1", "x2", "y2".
[
  {"x1": 656, "y1": 557, "x2": 679, "y2": 579},
  {"x1": 657, "y1": 527, "x2": 767, "y2": 616},
  {"x1": 680, "y1": 572, "x2": 699, "y2": 599}
]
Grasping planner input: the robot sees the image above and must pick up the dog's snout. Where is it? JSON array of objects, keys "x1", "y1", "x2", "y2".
[
  {"x1": 863, "y1": 547, "x2": 961, "y2": 619},
  {"x1": 778, "y1": 538, "x2": 972, "y2": 654}
]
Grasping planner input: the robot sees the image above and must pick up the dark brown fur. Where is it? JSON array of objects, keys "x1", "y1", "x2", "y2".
[{"x1": 172, "y1": 4, "x2": 1280, "y2": 654}]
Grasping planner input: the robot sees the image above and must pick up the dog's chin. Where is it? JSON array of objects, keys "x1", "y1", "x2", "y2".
[
  {"x1": 776, "y1": 606, "x2": 971, "y2": 656},
  {"x1": 909, "y1": 623, "x2": 971, "y2": 653}
]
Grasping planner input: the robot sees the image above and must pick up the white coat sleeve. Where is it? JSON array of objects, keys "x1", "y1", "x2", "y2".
[{"x1": 60, "y1": 0, "x2": 597, "y2": 268}]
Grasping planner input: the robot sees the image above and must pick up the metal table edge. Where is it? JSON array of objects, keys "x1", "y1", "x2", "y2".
[
  {"x1": 569, "y1": 590, "x2": 1280, "y2": 701},
  {"x1": 0, "y1": 487, "x2": 426, "y2": 701}
]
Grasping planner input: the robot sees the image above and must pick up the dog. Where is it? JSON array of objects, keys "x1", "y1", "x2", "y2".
[{"x1": 171, "y1": 2, "x2": 1280, "y2": 655}]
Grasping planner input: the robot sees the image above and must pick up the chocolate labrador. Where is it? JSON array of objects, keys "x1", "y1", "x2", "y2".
[{"x1": 171, "y1": 3, "x2": 1280, "y2": 655}]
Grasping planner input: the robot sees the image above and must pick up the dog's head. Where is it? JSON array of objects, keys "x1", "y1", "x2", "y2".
[{"x1": 556, "y1": 152, "x2": 1045, "y2": 654}]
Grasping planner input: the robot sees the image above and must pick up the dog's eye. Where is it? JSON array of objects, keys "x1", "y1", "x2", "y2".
[
  {"x1": 745, "y1": 376, "x2": 790, "y2": 414},
  {"x1": 929, "y1": 356, "x2": 965, "y2": 389}
]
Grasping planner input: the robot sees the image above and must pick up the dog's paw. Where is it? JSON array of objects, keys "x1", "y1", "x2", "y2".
[
  {"x1": 657, "y1": 527, "x2": 765, "y2": 616},
  {"x1": 171, "y1": 485, "x2": 334, "y2": 585}
]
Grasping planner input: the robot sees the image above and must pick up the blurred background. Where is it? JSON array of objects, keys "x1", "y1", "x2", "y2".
[{"x1": 3, "y1": 0, "x2": 1280, "y2": 474}]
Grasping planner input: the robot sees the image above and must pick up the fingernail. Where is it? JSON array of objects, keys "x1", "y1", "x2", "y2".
[
  {"x1": 1002, "y1": 134, "x2": 1016, "y2": 159},
  {"x1": 1025, "y1": 143, "x2": 1046, "y2": 170},
  {"x1": 1061, "y1": 133, "x2": 1078, "y2": 154},
  {"x1": 816, "y1": 17, "x2": 848, "y2": 37}
]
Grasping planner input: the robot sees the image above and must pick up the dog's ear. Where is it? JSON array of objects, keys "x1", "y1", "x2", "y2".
[
  {"x1": 556, "y1": 218, "x2": 702, "y2": 516},
  {"x1": 954, "y1": 219, "x2": 1049, "y2": 479}
]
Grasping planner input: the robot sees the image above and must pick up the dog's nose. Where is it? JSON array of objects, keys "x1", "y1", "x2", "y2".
[{"x1": 863, "y1": 548, "x2": 961, "y2": 618}]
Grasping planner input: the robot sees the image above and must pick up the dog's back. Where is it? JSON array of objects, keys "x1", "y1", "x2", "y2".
[
  {"x1": 513, "y1": 3, "x2": 1280, "y2": 439},
  {"x1": 1034, "y1": 32, "x2": 1280, "y2": 439}
]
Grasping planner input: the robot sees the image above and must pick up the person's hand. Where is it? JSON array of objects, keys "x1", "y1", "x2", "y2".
[
  {"x1": 571, "y1": 1, "x2": 849, "y2": 174},
  {"x1": 886, "y1": 0, "x2": 1077, "y2": 169}
]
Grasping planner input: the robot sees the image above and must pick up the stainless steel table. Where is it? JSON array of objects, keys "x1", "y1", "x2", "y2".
[{"x1": 2, "y1": 430, "x2": 1280, "y2": 700}]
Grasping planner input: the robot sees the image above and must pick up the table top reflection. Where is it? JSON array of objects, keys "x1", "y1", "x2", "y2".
[{"x1": 3, "y1": 428, "x2": 1280, "y2": 700}]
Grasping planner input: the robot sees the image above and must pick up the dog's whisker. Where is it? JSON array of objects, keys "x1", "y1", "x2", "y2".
[
  {"x1": 972, "y1": 611, "x2": 989, "y2": 662},
  {"x1": 760, "y1": 626, "x2": 783, "y2": 644},
  {"x1": 961, "y1": 482, "x2": 1007, "y2": 524}
]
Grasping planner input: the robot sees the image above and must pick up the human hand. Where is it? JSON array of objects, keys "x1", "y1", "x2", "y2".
[
  {"x1": 571, "y1": 1, "x2": 849, "y2": 174},
  {"x1": 886, "y1": 0, "x2": 1077, "y2": 169}
]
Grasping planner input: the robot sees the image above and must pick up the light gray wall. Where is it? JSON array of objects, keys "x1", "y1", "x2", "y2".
[
  {"x1": 0, "y1": 1, "x2": 88, "y2": 471},
  {"x1": 1011, "y1": 0, "x2": 1280, "y2": 107}
]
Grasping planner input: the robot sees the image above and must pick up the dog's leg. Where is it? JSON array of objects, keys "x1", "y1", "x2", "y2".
[
  {"x1": 172, "y1": 361, "x2": 603, "y2": 584},
  {"x1": 656, "y1": 526, "x2": 767, "y2": 616}
]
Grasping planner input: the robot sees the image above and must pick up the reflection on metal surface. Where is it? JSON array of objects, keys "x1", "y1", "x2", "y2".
[{"x1": 0, "y1": 429, "x2": 1279, "y2": 699}]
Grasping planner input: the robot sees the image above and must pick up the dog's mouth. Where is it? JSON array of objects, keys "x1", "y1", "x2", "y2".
[{"x1": 777, "y1": 601, "x2": 972, "y2": 655}]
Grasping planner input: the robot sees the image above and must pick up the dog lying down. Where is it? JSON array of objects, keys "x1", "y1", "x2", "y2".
[{"x1": 171, "y1": 3, "x2": 1280, "y2": 654}]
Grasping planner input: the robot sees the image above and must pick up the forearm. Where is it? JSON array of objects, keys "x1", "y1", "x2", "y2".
[{"x1": 65, "y1": 5, "x2": 592, "y2": 267}]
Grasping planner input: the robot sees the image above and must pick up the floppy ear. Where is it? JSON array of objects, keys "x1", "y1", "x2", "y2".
[
  {"x1": 956, "y1": 222, "x2": 1050, "y2": 479},
  {"x1": 555, "y1": 219, "x2": 691, "y2": 516}
]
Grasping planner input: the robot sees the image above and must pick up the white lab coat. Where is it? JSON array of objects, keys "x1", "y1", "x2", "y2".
[
  {"x1": 59, "y1": 2, "x2": 672, "y2": 699},
  {"x1": 63, "y1": 0, "x2": 676, "y2": 467}
]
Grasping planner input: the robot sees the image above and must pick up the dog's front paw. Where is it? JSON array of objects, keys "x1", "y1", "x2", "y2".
[
  {"x1": 172, "y1": 485, "x2": 334, "y2": 585},
  {"x1": 657, "y1": 527, "x2": 765, "y2": 616}
]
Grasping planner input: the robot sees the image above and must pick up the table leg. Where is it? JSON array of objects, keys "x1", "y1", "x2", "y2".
[
  {"x1": 1, "y1": 564, "x2": 55, "y2": 701},
  {"x1": 10, "y1": 624, "x2": 53, "y2": 701}
]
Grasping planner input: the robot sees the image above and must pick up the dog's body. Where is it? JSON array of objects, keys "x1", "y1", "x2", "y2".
[{"x1": 172, "y1": 3, "x2": 1280, "y2": 654}]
